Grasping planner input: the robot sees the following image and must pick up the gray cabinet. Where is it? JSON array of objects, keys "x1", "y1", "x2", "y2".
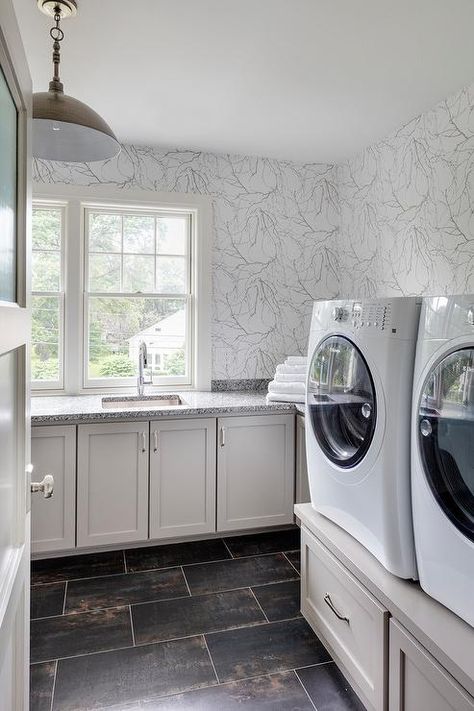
[
  {"x1": 295, "y1": 414, "x2": 310, "y2": 504},
  {"x1": 217, "y1": 414, "x2": 294, "y2": 531},
  {"x1": 31, "y1": 425, "x2": 76, "y2": 554},
  {"x1": 77, "y1": 422, "x2": 149, "y2": 547},
  {"x1": 149, "y1": 418, "x2": 216, "y2": 539},
  {"x1": 301, "y1": 526, "x2": 388, "y2": 711},
  {"x1": 389, "y1": 620, "x2": 474, "y2": 711}
]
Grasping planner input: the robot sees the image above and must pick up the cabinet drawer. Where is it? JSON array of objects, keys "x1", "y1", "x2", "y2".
[{"x1": 301, "y1": 525, "x2": 388, "y2": 711}]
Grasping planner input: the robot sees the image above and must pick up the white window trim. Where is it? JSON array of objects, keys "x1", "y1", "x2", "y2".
[{"x1": 33, "y1": 184, "x2": 212, "y2": 394}]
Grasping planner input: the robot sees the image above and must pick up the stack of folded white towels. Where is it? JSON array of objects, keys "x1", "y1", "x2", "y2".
[{"x1": 266, "y1": 356, "x2": 307, "y2": 404}]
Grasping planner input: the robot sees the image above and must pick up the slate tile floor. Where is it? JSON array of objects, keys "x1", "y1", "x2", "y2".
[{"x1": 30, "y1": 529, "x2": 365, "y2": 711}]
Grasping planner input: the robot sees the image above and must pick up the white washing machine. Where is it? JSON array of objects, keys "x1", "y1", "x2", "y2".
[
  {"x1": 306, "y1": 297, "x2": 421, "y2": 579},
  {"x1": 412, "y1": 295, "x2": 474, "y2": 626}
]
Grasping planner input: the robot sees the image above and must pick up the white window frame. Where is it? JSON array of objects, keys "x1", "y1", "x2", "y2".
[
  {"x1": 31, "y1": 200, "x2": 66, "y2": 392},
  {"x1": 32, "y1": 184, "x2": 212, "y2": 394}
]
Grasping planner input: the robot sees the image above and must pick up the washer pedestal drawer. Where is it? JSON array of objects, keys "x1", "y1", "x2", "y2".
[{"x1": 301, "y1": 525, "x2": 389, "y2": 711}]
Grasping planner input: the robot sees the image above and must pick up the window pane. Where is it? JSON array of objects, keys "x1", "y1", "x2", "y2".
[
  {"x1": 87, "y1": 297, "x2": 186, "y2": 380},
  {"x1": 32, "y1": 209, "x2": 61, "y2": 250},
  {"x1": 32, "y1": 251, "x2": 61, "y2": 292},
  {"x1": 89, "y1": 213, "x2": 121, "y2": 252},
  {"x1": 89, "y1": 253, "x2": 121, "y2": 292},
  {"x1": 156, "y1": 217, "x2": 187, "y2": 255},
  {"x1": 123, "y1": 215, "x2": 154, "y2": 254},
  {"x1": 31, "y1": 295, "x2": 60, "y2": 381},
  {"x1": 156, "y1": 256, "x2": 187, "y2": 293},
  {"x1": 123, "y1": 255, "x2": 155, "y2": 293}
]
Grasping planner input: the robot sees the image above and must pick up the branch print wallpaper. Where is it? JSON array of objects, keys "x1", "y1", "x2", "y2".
[
  {"x1": 338, "y1": 82, "x2": 474, "y2": 297},
  {"x1": 33, "y1": 79, "x2": 474, "y2": 380},
  {"x1": 33, "y1": 150, "x2": 340, "y2": 380}
]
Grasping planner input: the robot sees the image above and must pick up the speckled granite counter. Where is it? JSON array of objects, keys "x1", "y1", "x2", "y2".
[{"x1": 31, "y1": 391, "x2": 298, "y2": 425}]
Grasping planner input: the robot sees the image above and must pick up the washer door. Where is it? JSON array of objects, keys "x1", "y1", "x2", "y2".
[
  {"x1": 418, "y1": 348, "x2": 474, "y2": 541},
  {"x1": 308, "y1": 335, "x2": 377, "y2": 469}
]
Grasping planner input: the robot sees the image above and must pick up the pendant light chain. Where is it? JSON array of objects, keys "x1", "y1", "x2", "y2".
[{"x1": 49, "y1": 5, "x2": 65, "y2": 93}]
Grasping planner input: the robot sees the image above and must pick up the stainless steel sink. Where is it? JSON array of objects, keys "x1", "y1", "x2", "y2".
[{"x1": 102, "y1": 395, "x2": 186, "y2": 409}]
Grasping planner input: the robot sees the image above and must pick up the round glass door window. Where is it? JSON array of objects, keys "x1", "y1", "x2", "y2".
[
  {"x1": 418, "y1": 348, "x2": 474, "y2": 542},
  {"x1": 308, "y1": 336, "x2": 377, "y2": 468}
]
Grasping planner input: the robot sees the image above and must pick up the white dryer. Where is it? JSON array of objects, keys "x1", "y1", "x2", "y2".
[
  {"x1": 306, "y1": 297, "x2": 421, "y2": 579},
  {"x1": 412, "y1": 295, "x2": 474, "y2": 626}
]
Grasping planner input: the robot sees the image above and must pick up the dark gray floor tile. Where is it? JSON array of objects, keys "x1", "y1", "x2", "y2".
[
  {"x1": 52, "y1": 636, "x2": 217, "y2": 710},
  {"x1": 65, "y1": 568, "x2": 189, "y2": 613},
  {"x1": 31, "y1": 582, "x2": 66, "y2": 619},
  {"x1": 30, "y1": 661, "x2": 56, "y2": 711},
  {"x1": 126, "y1": 540, "x2": 230, "y2": 573},
  {"x1": 132, "y1": 588, "x2": 265, "y2": 645},
  {"x1": 206, "y1": 617, "x2": 330, "y2": 682},
  {"x1": 31, "y1": 551, "x2": 125, "y2": 585},
  {"x1": 252, "y1": 580, "x2": 302, "y2": 621},
  {"x1": 225, "y1": 529, "x2": 300, "y2": 558},
  {"x1": 31, "y1": 607, "x2": 132, "y2": 663},
  {"x1": 141, "y1": 671, "x2": 314, "y2": 710},
  {"x1": 184, "y1": 553, "x2": 298, "y2": 595},
  {"x1": 297, "y1": 662, "x2": 367, "y2": 710},
  {"x1": 284, "y1": 550, "x2": 301, "y2": 573}
]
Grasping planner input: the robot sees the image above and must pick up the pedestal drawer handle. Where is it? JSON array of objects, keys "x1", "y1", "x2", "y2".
[{"x1": 324, "y1": 593, "x2": 350, "y2": 624}]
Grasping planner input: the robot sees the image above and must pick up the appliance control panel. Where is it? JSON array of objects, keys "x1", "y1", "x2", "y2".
[
  {"x1": 351, "y1": 302, "x2": 392, "y2": 330},
  {"x1": 311, "y1": 297, "x2": 421, "y2": 340}
]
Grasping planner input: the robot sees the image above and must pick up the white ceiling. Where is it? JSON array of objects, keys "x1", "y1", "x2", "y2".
[{"x1": 13, "y1": 0, "x2": 474, "y2": 164}]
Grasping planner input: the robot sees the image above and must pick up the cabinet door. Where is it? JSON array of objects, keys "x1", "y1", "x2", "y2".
[
  {"x1": 389, "y1": 619, "x2": 474, "y2": 711},
  {"x1": 31, "y1": 426, "x2": 76, "y2": 554},
  {"x1": 217, "y1": 414, "x2": 294, "y2": 531},
  {"x1": 150, "y1": 418, "x2": 216, "y2": 539},
  {"x1": 296, "y1": 414, "x2": 310, "y2": 504},
  {"x1": 77, "y1": 422, "x2": 149, "y2": 548}
]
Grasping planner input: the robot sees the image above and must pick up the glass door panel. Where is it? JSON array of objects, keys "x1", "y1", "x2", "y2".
[
  {"x1": 308, "y1": 335, "x2": 377, "y2": 469},
  {"x1": 0, "y1": 64, "x2": 17, "y2": 303},
  {"x1": 419, "y1": 348, "x2": 474, "y2": 541}
]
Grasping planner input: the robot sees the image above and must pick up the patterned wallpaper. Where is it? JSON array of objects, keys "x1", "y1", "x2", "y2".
[
  {"x1": 33, "y1": 149, "x2": 340, "y2": 380},
  {"x1": 33, "y1": 81, "x2": 474, "y2": 380},
  {"x1": 337, "y1": 82, "x2": 474, "y2": 297}
]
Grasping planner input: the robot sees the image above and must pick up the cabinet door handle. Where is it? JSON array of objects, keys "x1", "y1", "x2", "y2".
[
  {"x1": 324, "y1": 593, "x2": 350, "y2": 624},
  {"x1": 141, "y1": 432, "x2": 147, "y2": 453},
  {"x1": 31, "y1": 474, "x2": 54, "y2": 499},
  {"x1": 153, "y1": 430, "x2": 158, "y2": 453},
  {"x1": 220, "y1": 426, "x2": 226, "y2": 447}
]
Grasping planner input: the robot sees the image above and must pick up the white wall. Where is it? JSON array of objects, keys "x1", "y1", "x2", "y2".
[
  {"x1": 337, "y1": 81, "x2": 474, "y2": 297},
  {"x1": 34, "y1": 149, "x2": 340, "y2": 380}
]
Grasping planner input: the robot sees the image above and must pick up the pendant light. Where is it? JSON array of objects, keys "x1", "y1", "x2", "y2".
[{"x1": 33, "y1": 0, "x2": 120, "y2": 162}]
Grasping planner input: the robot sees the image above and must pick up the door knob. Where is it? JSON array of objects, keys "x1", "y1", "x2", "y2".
[{"x1": 31, "y1": 474, "x2": 54, "y2": 499}]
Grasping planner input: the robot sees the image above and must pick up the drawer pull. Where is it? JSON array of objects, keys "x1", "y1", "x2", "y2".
[
  {"x1": 141, "y1": 432, "x2": 147, "y2": 453},
  {"x1": 324, "y1": 593, "x2": 350, "y2": 624},
  {"x1": 153, "y1": 430, "x2": 158, "y2": 452}
]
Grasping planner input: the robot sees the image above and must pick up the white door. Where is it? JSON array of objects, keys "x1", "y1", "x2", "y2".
[
  {"x1": 217, "y1": 414, "x2": 295, "y2": 531},
  {"x1": 149, "y1": 418, "x2": 216, "y2": 539},
  {"x1": 77, "y1": 422, "x2": 149, "y2": 547},
  {"x1": 0, "y1": 3, "x2": 32, "y2": 708},
  {"x1": 31, "y1": 426, "x2": 76, "y2": 554}
]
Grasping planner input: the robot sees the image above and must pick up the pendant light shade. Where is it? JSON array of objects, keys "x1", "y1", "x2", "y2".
[
  {"x1": 33, "y1": 92, "x2": 120, "y2": 162},
  {"x1": 33, "y1": 0, "x2": 120, "y2": 163}
]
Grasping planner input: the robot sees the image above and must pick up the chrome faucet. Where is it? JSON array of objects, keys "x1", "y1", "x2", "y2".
[{"x1": 137, "y1": 341, "x2": 152, "y2": 396}]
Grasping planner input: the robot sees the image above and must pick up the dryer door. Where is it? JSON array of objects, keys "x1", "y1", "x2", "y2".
[
  {"x1": 308, "y1": 335, "x2": 377, "y2": 469},
  {"x1": 418, "y1": 348, "x2": 474, "y2": 541}
]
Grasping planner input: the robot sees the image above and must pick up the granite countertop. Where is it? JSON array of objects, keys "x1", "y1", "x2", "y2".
[{"x1": 31, "y1": 390, "x2": 299, "y2": 424}]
